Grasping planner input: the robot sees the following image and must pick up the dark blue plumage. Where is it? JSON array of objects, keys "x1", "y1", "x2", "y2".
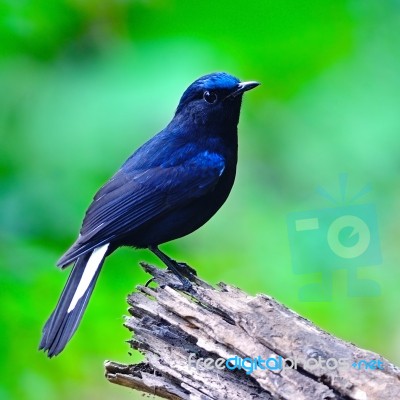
[{"x1": 39, "y1": 72, "x2": 259, "y2": 357}]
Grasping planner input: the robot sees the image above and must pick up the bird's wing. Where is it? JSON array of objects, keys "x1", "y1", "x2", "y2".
[{"x1": 57, "y1": 151, "x2": 225, "y2": 266}]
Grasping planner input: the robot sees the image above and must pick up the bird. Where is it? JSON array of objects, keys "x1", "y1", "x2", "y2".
[{"x1": 39, "y1": 72, "x2": 259, "y2": 357}]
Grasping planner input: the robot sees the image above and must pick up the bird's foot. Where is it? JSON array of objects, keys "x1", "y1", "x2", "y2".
[
  {"x1": 148, "y1": 246, "x2": 196, "y2": 293},
  {"x1": 161, "y1": 276, "x2": 194, "y2": 293},
  {"x1": 170, "y1": 261, "x2": 197, "y2": 277}
]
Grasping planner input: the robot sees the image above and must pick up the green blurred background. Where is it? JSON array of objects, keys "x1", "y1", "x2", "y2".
[{"x1": 1, "y1": 0, "x2": 399, "y2": 399}]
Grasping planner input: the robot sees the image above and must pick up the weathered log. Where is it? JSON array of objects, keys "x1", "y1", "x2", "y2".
[{"x1": 105, "y1": 263, "x2": 400, "y2": 400}]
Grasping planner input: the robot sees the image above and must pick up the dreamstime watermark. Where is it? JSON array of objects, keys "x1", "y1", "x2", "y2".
[
  {"x1": 188, "y1": 353, "x2": 384, "y2": 375},
  {"x1": 287, "y1": 174, "x2": 382, "y2": 301}
]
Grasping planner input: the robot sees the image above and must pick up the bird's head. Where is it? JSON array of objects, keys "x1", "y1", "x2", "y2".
[{"x1": 174, "y1": 72, "x2": 259, "y2": 128}]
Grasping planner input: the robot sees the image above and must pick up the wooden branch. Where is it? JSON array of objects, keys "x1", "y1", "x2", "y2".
[{"x1": 104, "y1": 263, "x2": 400, "y2": 400}]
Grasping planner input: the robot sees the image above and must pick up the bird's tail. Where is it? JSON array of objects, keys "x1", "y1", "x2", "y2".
[{"x1": 39, "y1": 243, "x2": 109, "y2": 357}]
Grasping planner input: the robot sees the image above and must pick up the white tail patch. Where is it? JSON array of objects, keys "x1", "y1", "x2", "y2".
[{"x1": 67, "y1": 243, "x2": 109, "y2": 313}]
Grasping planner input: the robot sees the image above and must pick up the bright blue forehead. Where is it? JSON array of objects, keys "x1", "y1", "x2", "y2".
[
  {"x1": 177, "y1": 72, "x2": 240, "y2": 110},
  {"x1": 194, "y1": 72, "x2": 240, "y2": 91}
]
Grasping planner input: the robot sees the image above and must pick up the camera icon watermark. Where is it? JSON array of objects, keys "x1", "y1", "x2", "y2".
[{"x1": 287, "y1": 175, "x2": 382, "y2": 301}]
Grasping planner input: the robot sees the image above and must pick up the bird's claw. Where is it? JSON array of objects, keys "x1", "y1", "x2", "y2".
[
  {"x1": 161, "y1": 278, "x2": 194, "y2": 293},
  {"x1": 167, "y1": 260, "x2": 197, "y2": 278},
  {"x1": 175, "y1": 262, "x2": 197, "y2": 276}
]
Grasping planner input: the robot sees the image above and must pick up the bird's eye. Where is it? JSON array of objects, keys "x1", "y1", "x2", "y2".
[{"x1": 203, "y1": 91, "x2": 218, "y2": 104}]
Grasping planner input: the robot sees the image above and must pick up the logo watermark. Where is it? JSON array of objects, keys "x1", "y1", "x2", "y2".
[
  {"x1": 287, "y1": 174, "x2": 382, "y2": 301},
  {"x1": 187, "y1": 353, "x2": 384, "y2": 375}
]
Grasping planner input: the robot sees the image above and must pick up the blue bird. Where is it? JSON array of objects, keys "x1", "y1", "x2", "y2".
[{"x1": 40, "y1": 72, "x2": 259, "y2": 357}]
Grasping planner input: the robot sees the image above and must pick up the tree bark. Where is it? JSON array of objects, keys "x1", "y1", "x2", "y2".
[{"x1": 104, "y1": 263, "x2": 400, "y2": 400}]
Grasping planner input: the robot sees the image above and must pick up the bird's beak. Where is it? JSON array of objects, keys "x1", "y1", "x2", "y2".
[{"x1": 225, "y1": 81, "x2": 260, "y2": 100}]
